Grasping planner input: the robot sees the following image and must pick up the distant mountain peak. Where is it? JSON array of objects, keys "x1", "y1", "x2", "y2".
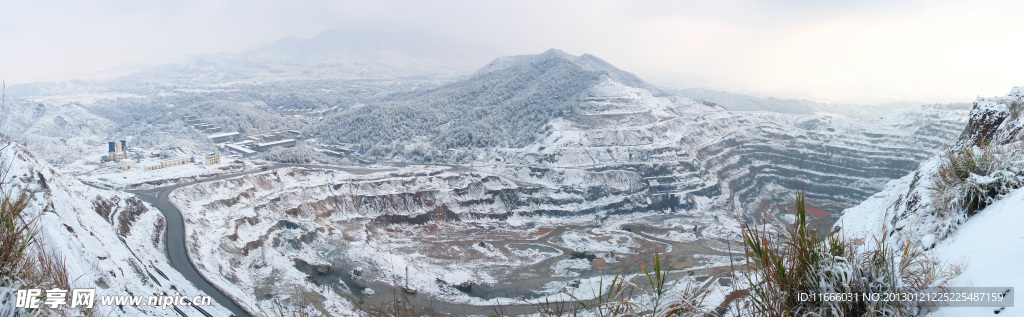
[
  {"x1": 475, "y1": 49, "x2": 655, "y2": 91},
  {"x1": 540, "y1": 48, "x2": 573, "y2": 58}
]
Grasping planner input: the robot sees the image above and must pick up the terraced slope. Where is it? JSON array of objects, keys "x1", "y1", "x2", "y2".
[
  {"x1": 697, "y1": 108, "x2": 966, "y2": 220},
  {"x1": 484, "y1": 77, "x2": 967, "y2": 225}
]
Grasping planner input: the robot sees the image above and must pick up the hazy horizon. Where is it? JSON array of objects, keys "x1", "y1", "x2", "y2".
[{"x1": 3, "y1": 0, "x2": 1023, "y2": 105}]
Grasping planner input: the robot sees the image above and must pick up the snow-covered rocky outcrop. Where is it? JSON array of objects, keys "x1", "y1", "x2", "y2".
[
  {"x1": 836, "y1": 88, "x2": 1024, "y2": 316},
  {"x1": 0, "y1": 142, "x2": 231, "y2": 316}
]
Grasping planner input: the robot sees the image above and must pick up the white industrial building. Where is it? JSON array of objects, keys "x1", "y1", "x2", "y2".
[
  {"x1": 118, "y1": 160, "x2": 134, "y2": 170},
  {"x1": 225, "y1": 144, "x2": 256, "y2": 156},
  {"x1": 253, "y1": 139, "x2": 297, "y2": 151},
  {"x1": 208, "y1": 132, "x2": 241, "y2": 143}
]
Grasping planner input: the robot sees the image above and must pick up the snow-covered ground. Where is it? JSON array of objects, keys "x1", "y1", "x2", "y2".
[
  {"x1": 77, "y1": 155, "x2": 262, "y2": 190},
  {"x1": 0, "y1": 142, "x2": 233, "y2": 316},
  {"x1": 928, "y1": 188, "x2": 1023, "y2": 316},
  {"x1": 839, "y1": 166, "x2": 1023, "y2": 316}
]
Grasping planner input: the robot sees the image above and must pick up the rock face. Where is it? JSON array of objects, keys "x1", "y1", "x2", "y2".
[
  {"x1": 957, "y1": 102, "x2": 1010, "y2": 148},
  {"x1": 957, "y1": 88, "x2": 1024, "y2": 148}
]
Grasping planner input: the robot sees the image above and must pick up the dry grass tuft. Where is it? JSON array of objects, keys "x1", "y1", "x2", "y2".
[
  {"x1": 931, "y1": 144, "x2": 1023, "y2": 217},
  {"x1": 0, "y1": 160, "x2": 73, "y2": 315},
  {"x1": 521, "y1": 249, "x2": 712, "y2": 317},
  {"x1": 741, "y1": 190, "x2": 955, "y2": 316}
]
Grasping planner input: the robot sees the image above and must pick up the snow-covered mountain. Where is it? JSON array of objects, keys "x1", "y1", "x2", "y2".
[
  {"x1": 836, "y1": 88, "x2": 1024, "y2": 316},
  {"x1": 2, "y1": 46, "x2": 971, "y2": 245},
  {"x1": 476, "y1": 49, "x2": 655, "y2": 90},
  {"x1": 148, "y1": 51, "x2": 974, "y2": 314},
  {"x1": 0, "y1": 142, "x2": 232, "y2": 316},
  {"x1": 311, "y1": 49, "x2": 626, "y2": 153},
  {"x1": 0, "y1": 46, "x2": 980, "y2": 315},
  {"x1": 309, "y1": 50, "x2": 967, "y2": 230},
  {"x1": 483, "y1": 74, "x2": 967, "y2": 233}
]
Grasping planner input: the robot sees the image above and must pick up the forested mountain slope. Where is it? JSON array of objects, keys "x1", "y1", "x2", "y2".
[{"x1": 310, "y1": 49, "x2": 627, "y2": 158}]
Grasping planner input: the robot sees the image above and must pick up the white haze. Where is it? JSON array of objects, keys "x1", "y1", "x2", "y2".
[{"x1": 2, "y1": 0, "x2": 1023, "y2": 104}]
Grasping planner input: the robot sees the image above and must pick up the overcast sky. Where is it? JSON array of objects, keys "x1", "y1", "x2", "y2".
[{"x1": 2, "y1": 0, "x2": 1023, "y2": 104}]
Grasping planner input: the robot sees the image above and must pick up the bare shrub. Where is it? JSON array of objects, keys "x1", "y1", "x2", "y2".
[
  {"x1": 527, "y1": 249, "x2": 712, "y2": 317},
  {"x1": 0, "y1": 170, "x2": 34, "y2": 280},
  {"x1": 931, "y1": 144, "x2": 1023, "y2": 217},
  {"x1": 1007, "y1": 99, "x2": 1022, "y2": 121},
  {"x1": 0, "y1": 160, "x2": 72, "y2": 315},
  {"x1": 742, "y1": 191, "x2": 952, "y2": 316}
]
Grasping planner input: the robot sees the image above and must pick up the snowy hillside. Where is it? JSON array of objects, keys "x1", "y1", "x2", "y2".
[
  {"x1": 0, "y1": 141, "x2": 232, "y2": 316},
  {"x1": 928, "y1": 188, "x2": 1024, "y2": 316},
  {"x1": 1, "y1": 98, "x2": 116, "y2": 165},
  {"x1": 836, "y1": 88, "x2": 1024, "y2": 316}
]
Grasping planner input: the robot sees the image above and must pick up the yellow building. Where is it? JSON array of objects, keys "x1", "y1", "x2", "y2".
[
  {"x1": 161, "y1": 157, "x2": 191, "y2": 168},
  {"x1": 145, "y1": 157, "x2": 193, "y2": 171},
  {"x1": 205, "y1": 153, "x2": 221, "y2": 165}
]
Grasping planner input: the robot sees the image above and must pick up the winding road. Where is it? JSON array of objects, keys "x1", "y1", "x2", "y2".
[
  {"x1": 130, "y1": 166, "x2": 281, "y2": 317},
  {"x1": 135, "y1": 188, "x2": 251, "y2": 317},
  {"x1": 127, "y1": 162, "x2": 433, "y2": 316}
]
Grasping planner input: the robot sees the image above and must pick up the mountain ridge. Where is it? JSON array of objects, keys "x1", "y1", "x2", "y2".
[{"x1": 310, "y1": 50, "x2": 659, "y2": 157}]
